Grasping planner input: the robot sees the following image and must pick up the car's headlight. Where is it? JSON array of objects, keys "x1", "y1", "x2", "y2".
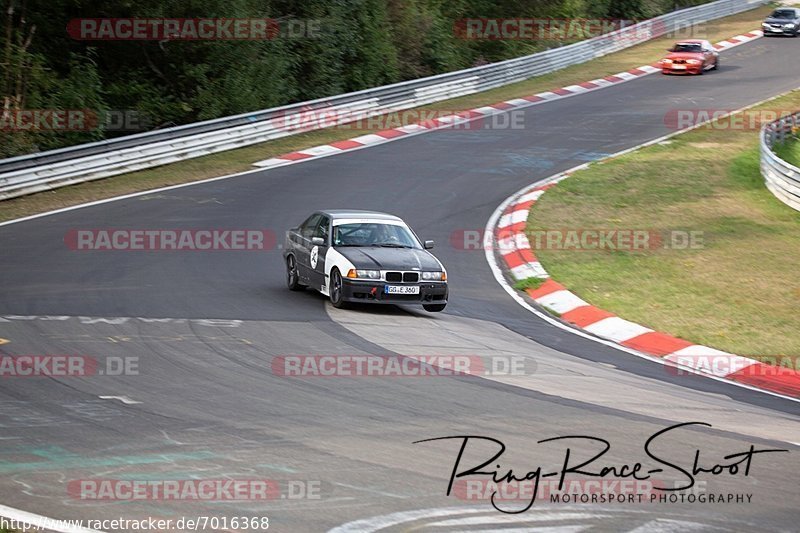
[
  {"x1": 785, "y1": 23, "x2": 796, "y2": 28},
  {"x1": 661, "y1": 58, "x2": 672, "y2": 63},
  {"x1": 687, "y1": 59, "x2": 702, "y2": 65},
  {"x1": 421, "y1": 271, "x2": 446, "y2": 281},
  {"x1": 347, "y1": 269, "x2": 381, "y2": 279}
]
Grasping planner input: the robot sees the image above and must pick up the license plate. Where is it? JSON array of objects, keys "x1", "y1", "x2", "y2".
[
  {"x1": 672, "y1": 65, "x2": 686, "y2": 70},
  {"x1": 385, "y1": 285, "x2": 420, "y2": 295}
]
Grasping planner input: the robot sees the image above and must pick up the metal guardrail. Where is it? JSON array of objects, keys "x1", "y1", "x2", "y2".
[
  {"x1": 0, "y1": 0, "x2": 766, "y2": 200},
  {"x1": 761, "y1": 111, "x2": 800, "y2": 211}
]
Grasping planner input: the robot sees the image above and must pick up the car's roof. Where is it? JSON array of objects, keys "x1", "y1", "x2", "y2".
[
  {"x1": 320, "y1": 209, "x2": 403, "y2": 221},
  {"x1": 675, "y1": 40, "x2": 704, "y2": 44}
]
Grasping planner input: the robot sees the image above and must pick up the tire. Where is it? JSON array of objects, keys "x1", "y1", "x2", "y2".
[
  {"x1": 712, "y1": 58, "x2": 719, "y2": 71},
  {"x1": 329, "y1": 268, "x2": 348, "y2": 309},
  {"x1": 423, "y1": 303, "x2": 446, "y2": 313},
  {"x1": 286, "y1": 255, "x2": 305, "y2": 291}
]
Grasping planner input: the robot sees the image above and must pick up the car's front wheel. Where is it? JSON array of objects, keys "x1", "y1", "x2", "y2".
[
  {"x1": 423, "y1": 303, "x2": 446, "y2": 312},
  {"x1": 286, "y1": 255, "x2": 305, "y2": 291},
  {"x1": 329, "y1": 268, "x2": 348, "y2": 308}
]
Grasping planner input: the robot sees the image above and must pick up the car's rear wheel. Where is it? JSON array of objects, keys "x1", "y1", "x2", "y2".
[
  {"x1": 329, "y1": 268, "x2": 347, "y2": 308},
  {"x1": 423, "y1": 303, "x2": 446, "y2": 312},
  {"x1": 286, "y1": 255, "x2": 305, "y2": 291}
]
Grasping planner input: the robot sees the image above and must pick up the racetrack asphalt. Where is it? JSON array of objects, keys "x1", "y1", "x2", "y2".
[{"x1": 0, "y1": 35, "x2": 798, "y2": 532}]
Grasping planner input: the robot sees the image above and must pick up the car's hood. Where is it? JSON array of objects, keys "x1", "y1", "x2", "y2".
[
  {"x1": 664, "y1": 52, "x2": 704, "y2": 60},
  {"x1": 336, "y1": 246, "x2": 442, "y2": 271},
  {"x1": 764, "y1": 17, "x2": 795, "y2": 24}
]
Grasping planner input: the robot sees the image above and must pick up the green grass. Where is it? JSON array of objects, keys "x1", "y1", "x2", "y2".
[
  {"x1": 514, "y1": 277, "x2": 547, "y2": 291},
  {"x1": 528, "y1": 91, "x2": 800, "y2": 359},
  {"x1": 0, "y1": 5, "x2": 775, "y2": 223},
  {"x1": 773, "y1": 136, "x2": 800, "y2": 168}
]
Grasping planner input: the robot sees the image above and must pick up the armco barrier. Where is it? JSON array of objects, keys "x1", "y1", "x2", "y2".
[
  {"x1": 0, "y1": 0, "x2": 766, "y2": 200},
  {"x1": 761, "y1": 112, "x2": 800, "y2": 211}
]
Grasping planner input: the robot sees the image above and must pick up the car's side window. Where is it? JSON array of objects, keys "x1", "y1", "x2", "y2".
[
  {"x1": 300, "y1": 214, "x2": 322, "y2": 239},
  {"x1": 314, "y1": 216, "x2": 330, "y2": 244}
]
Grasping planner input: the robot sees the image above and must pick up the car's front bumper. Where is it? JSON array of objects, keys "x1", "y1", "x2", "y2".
[
  {"x1": 341, "y1": 279, "x2": 448, "y2": 305},
  {"x1": 763, "y1": 26, "x2": 795, "y2": 34},
  {"x1": 662, "y1": 65, "x2": 702, "y2": 75}
]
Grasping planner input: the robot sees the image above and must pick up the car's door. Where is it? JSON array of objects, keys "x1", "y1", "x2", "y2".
[
  {"x1": 308, "y1": 215, "x2": 331, "y2": 291},
  {"x1": 294, "y1": 213, "x2": 322, "y2": 282}
]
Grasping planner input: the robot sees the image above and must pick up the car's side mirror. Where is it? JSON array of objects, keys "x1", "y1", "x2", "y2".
[
  {"x1": 424, "y1": 240, "x2": 435, "y2": 249},
  {"x1": 311, "y1": 237, "x2": 325, "y2": 246}
]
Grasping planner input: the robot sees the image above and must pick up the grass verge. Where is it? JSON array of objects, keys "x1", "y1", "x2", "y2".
[
  {"x1": 773, "y1": 135, "x2": 800, "y2": 167},
  {"x1": 528, "y1": 90, "x2": 800, "y2": 359},
  {"x1": 0, "y1": 5, "x2": 775, "y2": 223}
]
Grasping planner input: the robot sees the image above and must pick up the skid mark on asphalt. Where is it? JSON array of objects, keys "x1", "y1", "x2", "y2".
[
  {"x1": 0, "y1": 315, "x2": 243, "y2": 327},
  {"x1": 329, "y1": 506, "x2": 738, "y2": 532},
  {"x1": 41, "y1": 333, "x2": 253, "y2": 345},
  {"x1": 137, "y1": 193, "x2": 225, "y2": 205},
  {"x1": 0, "y1": 401, "x2": 132, "y2": 428},
  {"x1": 0, "y1": 445, "x2": 216, "y2": 474}
]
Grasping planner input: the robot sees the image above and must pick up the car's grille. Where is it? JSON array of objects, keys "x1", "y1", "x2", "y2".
[
  {"x1": 673, "y1": 59, "x2": 686, "y2": 64},
  {"x1": 385, "y1": 271, "x2": 420, "y2": 283}
]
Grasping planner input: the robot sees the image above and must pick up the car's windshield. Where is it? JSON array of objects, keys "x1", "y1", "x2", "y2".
[
  {"x1": 672, "y1": 43, "x2": 702, "y2": 53},
  {"x1": 770, "y1": 10, "x2": 795, "y2": 19},
  {"x1": 333, "y1": 222, "x2": 420, "y2": 248}
]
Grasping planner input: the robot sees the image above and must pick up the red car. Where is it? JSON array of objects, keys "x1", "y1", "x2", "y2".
[{"x1": 660, "y1": 40, "x2": 719, "y2": 75}]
